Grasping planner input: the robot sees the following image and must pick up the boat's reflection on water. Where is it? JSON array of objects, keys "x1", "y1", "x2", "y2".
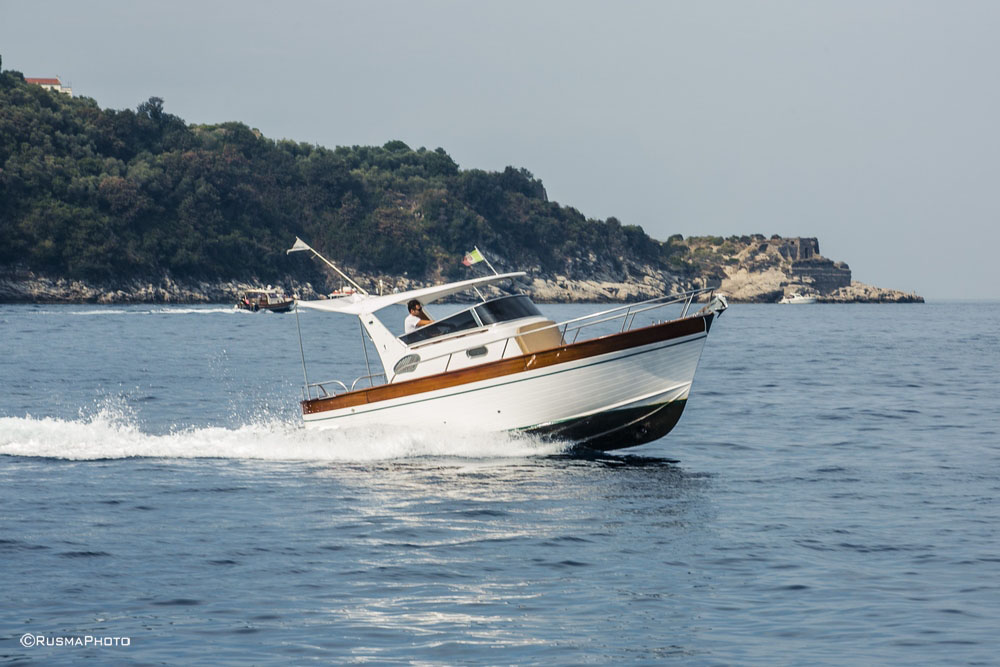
[
  {"x1": 556, "y1": 443, "x2": 682, "y2": 466},
  {"x1": 306, "y1": 437, "x2": 714, "y2": 518}
]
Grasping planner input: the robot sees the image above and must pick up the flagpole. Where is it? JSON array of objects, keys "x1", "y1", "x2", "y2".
[
  {"x1": 463, "y1": 246, "x2": 494, "y2": 301},
  {"x1": 287, "y1": 237, "x2": 369, "y2": 295}
]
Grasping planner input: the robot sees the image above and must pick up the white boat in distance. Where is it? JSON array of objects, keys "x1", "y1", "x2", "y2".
[
  {"x1": 779, "y1": 293, "x2": 817, "y2": 304},
  {"x1": 290, "y1": 241, "x2": 728, "y2": 451}
]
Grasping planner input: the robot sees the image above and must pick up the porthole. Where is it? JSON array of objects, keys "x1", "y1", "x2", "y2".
[{"x1": 466, "y1": 346, "x2": 488, "y2": 358}]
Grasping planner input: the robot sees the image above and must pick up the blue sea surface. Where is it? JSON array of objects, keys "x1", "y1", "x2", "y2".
[{"x1": 1, "y1": 302, "x2": 998, "y2": 664}]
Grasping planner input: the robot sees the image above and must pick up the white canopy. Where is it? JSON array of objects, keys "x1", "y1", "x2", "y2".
[{"x1": 295, "y1": 272, "x2": 527, "y2": 315}]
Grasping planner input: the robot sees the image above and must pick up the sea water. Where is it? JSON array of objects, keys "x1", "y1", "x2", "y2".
[{"x1": 1, "y1": 302, "x2": 998, "y2": 664}]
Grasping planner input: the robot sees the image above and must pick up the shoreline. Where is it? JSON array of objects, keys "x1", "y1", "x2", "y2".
[{"x1": 0, "y1": 271, "x2": 924, "y2": 305}]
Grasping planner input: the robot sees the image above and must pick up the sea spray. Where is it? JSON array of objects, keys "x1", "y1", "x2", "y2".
[{"x1": 0, "y1": 412, "x2": 566, "y2": 462}]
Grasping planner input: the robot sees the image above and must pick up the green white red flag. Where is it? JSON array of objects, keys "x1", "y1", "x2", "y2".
[{"x1": 462, "y1": 248, "x2": 485, "y2": 266}]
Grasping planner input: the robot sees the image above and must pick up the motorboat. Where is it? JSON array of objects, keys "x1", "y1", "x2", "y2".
[
  {"x1": 288, "y1": 240, "x2": 728, "y2": 451},
  {"x1": 779, "y1": 292, "x2": 817, "y2": 304},
  {"x1": 236, "y1": 288, "x2": 294, "y2": 313}
]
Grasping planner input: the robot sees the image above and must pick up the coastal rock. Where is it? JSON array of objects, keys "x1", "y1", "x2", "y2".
[
  {"x1": 0, "y1": 269, "x2": 323, "y2": 305},
  {"x1": 821, "y1": 281, "x2": 924, "y2": 303},
  {"x1": 716, "y1": 266, "x2": 787, "y2": 303},
  {"x1": 680, "y1": 236, "x2": 924, "y2": 303},
  {"x1": 528, "y1": 276, "x2": 671, "y2": 303}
]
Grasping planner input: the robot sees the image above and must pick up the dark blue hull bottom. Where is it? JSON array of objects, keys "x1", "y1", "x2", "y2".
[{"x1": 525, "y1": 399, "x2": 688, "y2": 452}]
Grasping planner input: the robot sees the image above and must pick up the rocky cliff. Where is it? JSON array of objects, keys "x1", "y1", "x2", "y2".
[{"x1": 672, "y1": 235, "x2": 922, "y2": 303}]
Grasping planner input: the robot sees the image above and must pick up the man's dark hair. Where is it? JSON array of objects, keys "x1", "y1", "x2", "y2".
[{"x1": 407, "y1": 300, "x2": 422, "y2": 312}]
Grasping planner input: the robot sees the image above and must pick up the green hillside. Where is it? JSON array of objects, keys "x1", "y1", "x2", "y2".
[{"x1": 0, "y1": 57, "x2": 691, "y2": 287}]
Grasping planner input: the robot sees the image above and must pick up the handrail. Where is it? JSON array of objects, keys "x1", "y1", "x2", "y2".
[
  {"x1": 305, "y1": 379, "x2": 348, "y2": 399},
  {"x1": 351, "y1": 373, "x2": 387, "y2": 392},
  {"x1": 560, "y1": 288, "x2": 709, "y2": 344},
  {"x1": 549, "y1": 288, "x2": 708, "y2": 330},
  {"x1": 304, "y1": 372, "x2": 389, "y2": 399}
]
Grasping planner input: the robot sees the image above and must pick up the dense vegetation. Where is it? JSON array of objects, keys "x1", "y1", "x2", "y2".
[{"x1": 0, "y1": 57, "x2": 690, "y2": 286}]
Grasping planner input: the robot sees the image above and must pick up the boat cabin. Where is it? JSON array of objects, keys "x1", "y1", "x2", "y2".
[
  {"x1": 401, "y1": 294, "x2": 543, "y2": 344},
  {"x1": 295, "y1": 272, "x2": 571, "y2": 387},
  {"x1": 391, "y1": 293, "x2": 564, "y2": 381},
  {"x1": 243, "y1": 290, "x2": 283, "y2": 304}
]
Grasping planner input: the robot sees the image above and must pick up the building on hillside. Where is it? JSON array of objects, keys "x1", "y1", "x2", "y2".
[{"x1": 25, "y1": 77, "x2": 73, "y2": 97}]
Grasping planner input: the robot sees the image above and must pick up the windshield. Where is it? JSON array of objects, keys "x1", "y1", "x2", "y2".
[
  {"x1": 399, "y1": 295, "x2": 542, "y2": 346},
  {"x1": 475, "y1": 295, "x2": 542, "y2": 324},
  {"x1": 399, "y1": 308, "x2": 480, "y2": 345}
]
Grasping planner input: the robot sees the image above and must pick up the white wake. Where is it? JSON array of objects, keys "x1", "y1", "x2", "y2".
[
  {"x1": 44, "y1": 306, "x2": 250, "y2": 316},
  {"x1": 0, "y1": 408, "x2": 566, "y2": 462}
]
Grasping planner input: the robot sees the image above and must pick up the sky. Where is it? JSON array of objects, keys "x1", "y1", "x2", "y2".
[{"x1": 2, "y1": 0, "x2": 998, "y2": 300}]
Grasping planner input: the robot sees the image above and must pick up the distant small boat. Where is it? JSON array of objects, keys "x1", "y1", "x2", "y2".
[
  {"x1": 236, "y1": 288, "x2": 294, "y2": 313},
  {"x1": 779, "y1": 293, "x2": 817, "y2": 304}
]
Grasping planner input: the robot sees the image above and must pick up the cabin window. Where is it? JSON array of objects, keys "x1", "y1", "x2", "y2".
[
  {"x1": 399, "y1": 309, "x2": 480, "y2": 345},
  {"x1": 466, "y1": 346, "x2": 488, "y2": 358},
  {"x1": 393, "y1": 354, "x2": 421, "y2": 374},
  {"x1": 474, "y1": 295, "x2": 543, "y2": 324}
]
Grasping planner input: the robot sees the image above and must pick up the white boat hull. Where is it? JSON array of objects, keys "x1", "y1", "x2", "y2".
[
  {"x1": 779, "y1": 295, "x2": 817, "y2": 304},
  {"x1": 302, "y1": 315, "x2": 715, "y2": 451}
]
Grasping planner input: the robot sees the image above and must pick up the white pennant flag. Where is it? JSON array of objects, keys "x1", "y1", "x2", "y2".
[{"x1": 286, "y1": 237, "x2": 311, "y2": 254}]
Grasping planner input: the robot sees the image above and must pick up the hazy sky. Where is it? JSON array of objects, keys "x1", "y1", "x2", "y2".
[{"x1": 3, "y1": 0, "x2": 998, "y2": 299}]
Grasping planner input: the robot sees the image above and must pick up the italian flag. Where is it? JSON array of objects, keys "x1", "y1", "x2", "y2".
[{"x1": 462, "y1": 248, "x2": 485, "y2": 266}]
